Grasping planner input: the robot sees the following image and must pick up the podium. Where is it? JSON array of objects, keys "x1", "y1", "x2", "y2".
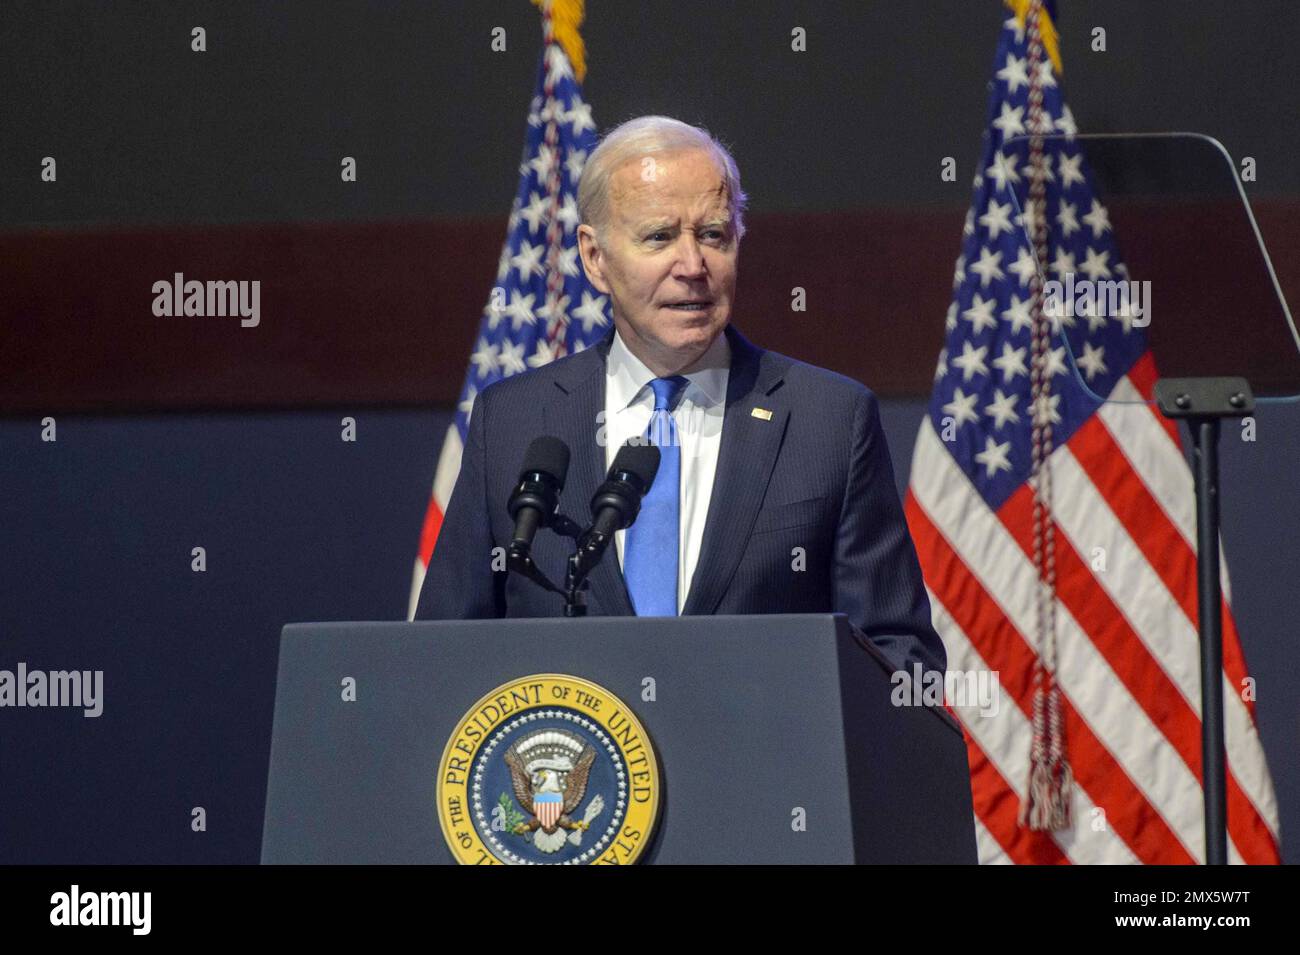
[{"x1": 261, "y1": 614, "x2": 976, "y2": 864}]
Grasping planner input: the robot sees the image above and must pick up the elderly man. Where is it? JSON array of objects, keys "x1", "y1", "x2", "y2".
[{"x1": 415, "y1": 115, "x2": 945, "y2": 676}]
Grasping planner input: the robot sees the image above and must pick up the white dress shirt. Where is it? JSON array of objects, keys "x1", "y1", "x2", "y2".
[{"x1": 603, "y1": 327, "x2": 731, "y2": 614}]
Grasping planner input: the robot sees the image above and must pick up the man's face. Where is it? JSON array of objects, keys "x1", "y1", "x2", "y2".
[{"x1": 577, "y1": 148, "x2": 738, "y2": 375}]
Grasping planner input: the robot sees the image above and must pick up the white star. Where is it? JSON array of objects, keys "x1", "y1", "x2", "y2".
[
  {"x1": 1082, "y1": 199, "x2": 1112, "y2": 239},
  {"x1": 1079, "y1": 246, "x2": 1112, "y2": 282},
  {"x1": 986, "y1": 152, "x2": 1020, "y2": 192},
  {"x1": 962, "y1": 293, "x2": 998, "y2": 334},
  {"x1": 565, "y1": 149, "x2": 588, "y2": 183},
  {"x1": 951, "y1": 340, "x2": 990, "y2": 381},
  {"x1": 969, "y1": 247, "x2": 1005, "y2": 286},
  {"x1": 498, "y1": 340, "x2": 527, "y2": 377},
  {"x1": 979, "y1": 198, "x2": 1015, "y2": 240},
  {"x1": 1034, "y1": 152, "x2": 1056, "y2": 183},
  {"x1": 996, "y1": 53, "x2": 1030, "y2": 94},
  {"x1": 1045, "y1": 345, "x2": 1068, "y2": 378},
  {"x1": 1004, "y1": 14, "x2": 1025, "y2": 43},
  {"x1": 526, "y1": 95, "x2": 544, "y2": 128},
  {"x1": 992, "y1": 102, "x2": 1026, "y2": 139},
  {"x1": 1031, "y1": 392, "x2": 1062, "y2": 426},
  {"x1": 1056, "y1": 105, "x2": 1078, "y2": 137},
  {"x1": 963, "y1": 208, "x2": 976, "y2": 236},
  {"x1": 1009, "y1": 247, "x2": 1039, "y2": 287},
  {"x1": 557, "y1": 245, "x2": 580, "y2": 277},
  {"x1": 993, "y1": 341, "x2": 1029, "y2": 382},
  {"x1": 945, "y1": 302, "x2": 958, "y2": 331},
  {"x1": 984, "y1": 389, "x2": 1021, "y2": 430},
  {"x1": 556, "y1": 194, "x2": 580, "y2": 232},
  {"x1": 1076, "y1": 341, "x2": 1108, "y2": 381},
  {"x1": 510, "y1": 240, "x2": 545, "y2": 282},
  {"x1": 975, "y1": 436, "x2": 1014, "y2": 477},
  {"x1": 1001, "y1": 294, "x2": 1034, "y2": 335},
  {"x1": 1057, "y1": 152, "x2": 1085, "y2": 189},
  {"x1": 535, "y1": 291, "x2": 571, "y2": 328},
  {"x1": 1036, "y1": 59, "x2": 1057, "y2": 88},
  {"x1": 1056, "y1": 199, "x2": 1080, "y2": 237},
  {"x1": 942, "y1": 387, "x2": 980, "y2": 427},
  {"x1": 1049, "y1": 247, "x2": 1076, "y2": 277},
  {"x1": 495, "y1": 244, "x2": 512, "y2": 283},
  {"x1": 562, "y1": 96, "x2": 596, "y2": 136},
  {"x1": 528, "y1": 144, "x2": 558, "y2": 183},
  {"x1": 504, "y1": 290, "x2": 538, "y2": 331},
  {"x1": 470, "y1": 337, "x2": 499, "y2": 378},
  {"x1": 519, "y1": 191, "x2": 548, "y2": 233},
  {"x1": 535, "y1": 95, "x2": 563, "y2": 126},
  {"x1": 528, "y1": 338, "x2": 560, "y2": 369},
  {"x1": 952, "y1": 254, "x2": 966, "y2": 289},
  {"x1": 571, "y1": 290, "x2": 610, "y2": 333},
  {"x1": 934, "y1": 348, "x2": 948, "y2": 381}
]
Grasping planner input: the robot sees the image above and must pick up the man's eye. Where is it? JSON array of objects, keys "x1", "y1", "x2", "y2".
[{"x1": 646, "y1": 231, "x2": 669, "y2": 241}]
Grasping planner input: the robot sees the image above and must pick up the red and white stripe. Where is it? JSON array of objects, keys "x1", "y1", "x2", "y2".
[
  {"x1": 907, "y1": 353, "x2": 1281, "y2": 864},
  {"x1": 407, "y1": 423, "x2": 464, "y2": 620}
]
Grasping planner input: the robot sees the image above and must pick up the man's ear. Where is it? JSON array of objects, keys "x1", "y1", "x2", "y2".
[{"x1": 577, "y1": 224, "x2": 611, "y2": 294}]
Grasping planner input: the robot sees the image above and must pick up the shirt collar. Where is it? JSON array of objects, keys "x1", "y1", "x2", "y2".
[{"x1": 607, "y1": 325, "x2": 731, "y2": 412}]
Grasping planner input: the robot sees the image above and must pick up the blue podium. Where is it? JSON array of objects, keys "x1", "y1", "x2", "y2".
[{"x1": 261, "y1": 613, "x2": 976, "y2": 864}]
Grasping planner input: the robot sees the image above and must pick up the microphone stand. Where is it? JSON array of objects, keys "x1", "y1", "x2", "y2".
[
  {"x1": 504, "y1": 513, "x2": 594, "y2": 615},
  {"x1": 1154, "y1": 375, "x2": 1254, "y2": 866}
]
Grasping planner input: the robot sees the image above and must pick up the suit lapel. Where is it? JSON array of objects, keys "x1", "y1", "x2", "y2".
[
  {"x1": 544, "y1": 328, "x2": 636, "y2": 616},
  {"x1": 681, "y1": 324, "x2": 789, "y2": 615},
  {"x1": 543, "y1": 323, "x2": 788, "y2": 618}
]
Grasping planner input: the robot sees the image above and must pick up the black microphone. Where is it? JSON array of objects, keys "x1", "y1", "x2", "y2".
[
  {"x1": 507, "y1": 436, "x2": 571, "y2": 551},
  {"x1": 574, "y1": 443, "x2": 660, "y2": 575}
]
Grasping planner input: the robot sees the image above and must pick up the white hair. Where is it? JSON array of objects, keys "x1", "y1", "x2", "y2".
[{"x1": 577, "y1": 115, "x2": 748, "y2": 244}]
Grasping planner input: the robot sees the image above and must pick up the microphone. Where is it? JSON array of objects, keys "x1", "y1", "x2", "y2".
[
  {"x1": 572, "y1": 442, "x2": 660, "y2": 580},
  {"x1": 507, "y1": 436, "x2": 571, "y2": 551}
]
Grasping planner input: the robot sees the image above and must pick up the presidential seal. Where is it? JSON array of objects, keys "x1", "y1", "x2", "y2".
[{"x1": 436, "y1": 674, "x2": 660, "y2": 865}]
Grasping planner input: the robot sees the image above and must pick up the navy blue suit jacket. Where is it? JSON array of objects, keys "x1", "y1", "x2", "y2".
[{"x1": 415, "y1": 323, "x2": 946, "y2": 676}]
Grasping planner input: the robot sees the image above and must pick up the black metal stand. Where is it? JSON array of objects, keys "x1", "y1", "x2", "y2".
[
  {"x1": 1153, "y1": 376, "x2": 1253, "y2": 866},
  {"x1": 504, "y1": 513, "x2": 600, "y2": 617}
]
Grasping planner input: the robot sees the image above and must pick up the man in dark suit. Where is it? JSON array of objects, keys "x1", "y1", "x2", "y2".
[{"x1": 416, "y1": 116, "x2": 945, "y2": 677}]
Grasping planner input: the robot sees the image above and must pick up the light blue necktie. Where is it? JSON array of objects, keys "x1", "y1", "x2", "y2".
[{"x1": 624, "y1": 375, "x2": 688, "y2": 616}]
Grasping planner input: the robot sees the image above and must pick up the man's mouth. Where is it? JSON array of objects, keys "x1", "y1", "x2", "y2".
[{"x1": 663, "y1": 300, "x2": 713, "y2": 312}]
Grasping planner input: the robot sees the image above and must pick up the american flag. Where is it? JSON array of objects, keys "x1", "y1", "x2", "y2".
[
  {"x1": 408, "y1": 0, "x2": 609, "y2": 616},
  {"x1": 904, "y1": 0, "x2": 1281, "y2": 863}
]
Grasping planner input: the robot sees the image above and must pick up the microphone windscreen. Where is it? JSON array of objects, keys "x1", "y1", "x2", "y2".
[
  {"x1": 522, "y1": 436, "x2": 571, "y2": 487},
  {"x1": 611, "y1": 441, "x2": 661, "y2": 489}
]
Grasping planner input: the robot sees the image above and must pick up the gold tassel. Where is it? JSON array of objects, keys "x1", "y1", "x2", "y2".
[
  {"x1": 531, "y1": 0, "x2": 589, "y2": 83},
  {"x1": 1003, "y1": 0, "x2": 1063, "y2": 75}
]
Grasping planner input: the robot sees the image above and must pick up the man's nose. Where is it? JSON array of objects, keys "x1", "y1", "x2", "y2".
[{"x1": 672, "y1": 234, "x2": 707, "y2": 278}]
